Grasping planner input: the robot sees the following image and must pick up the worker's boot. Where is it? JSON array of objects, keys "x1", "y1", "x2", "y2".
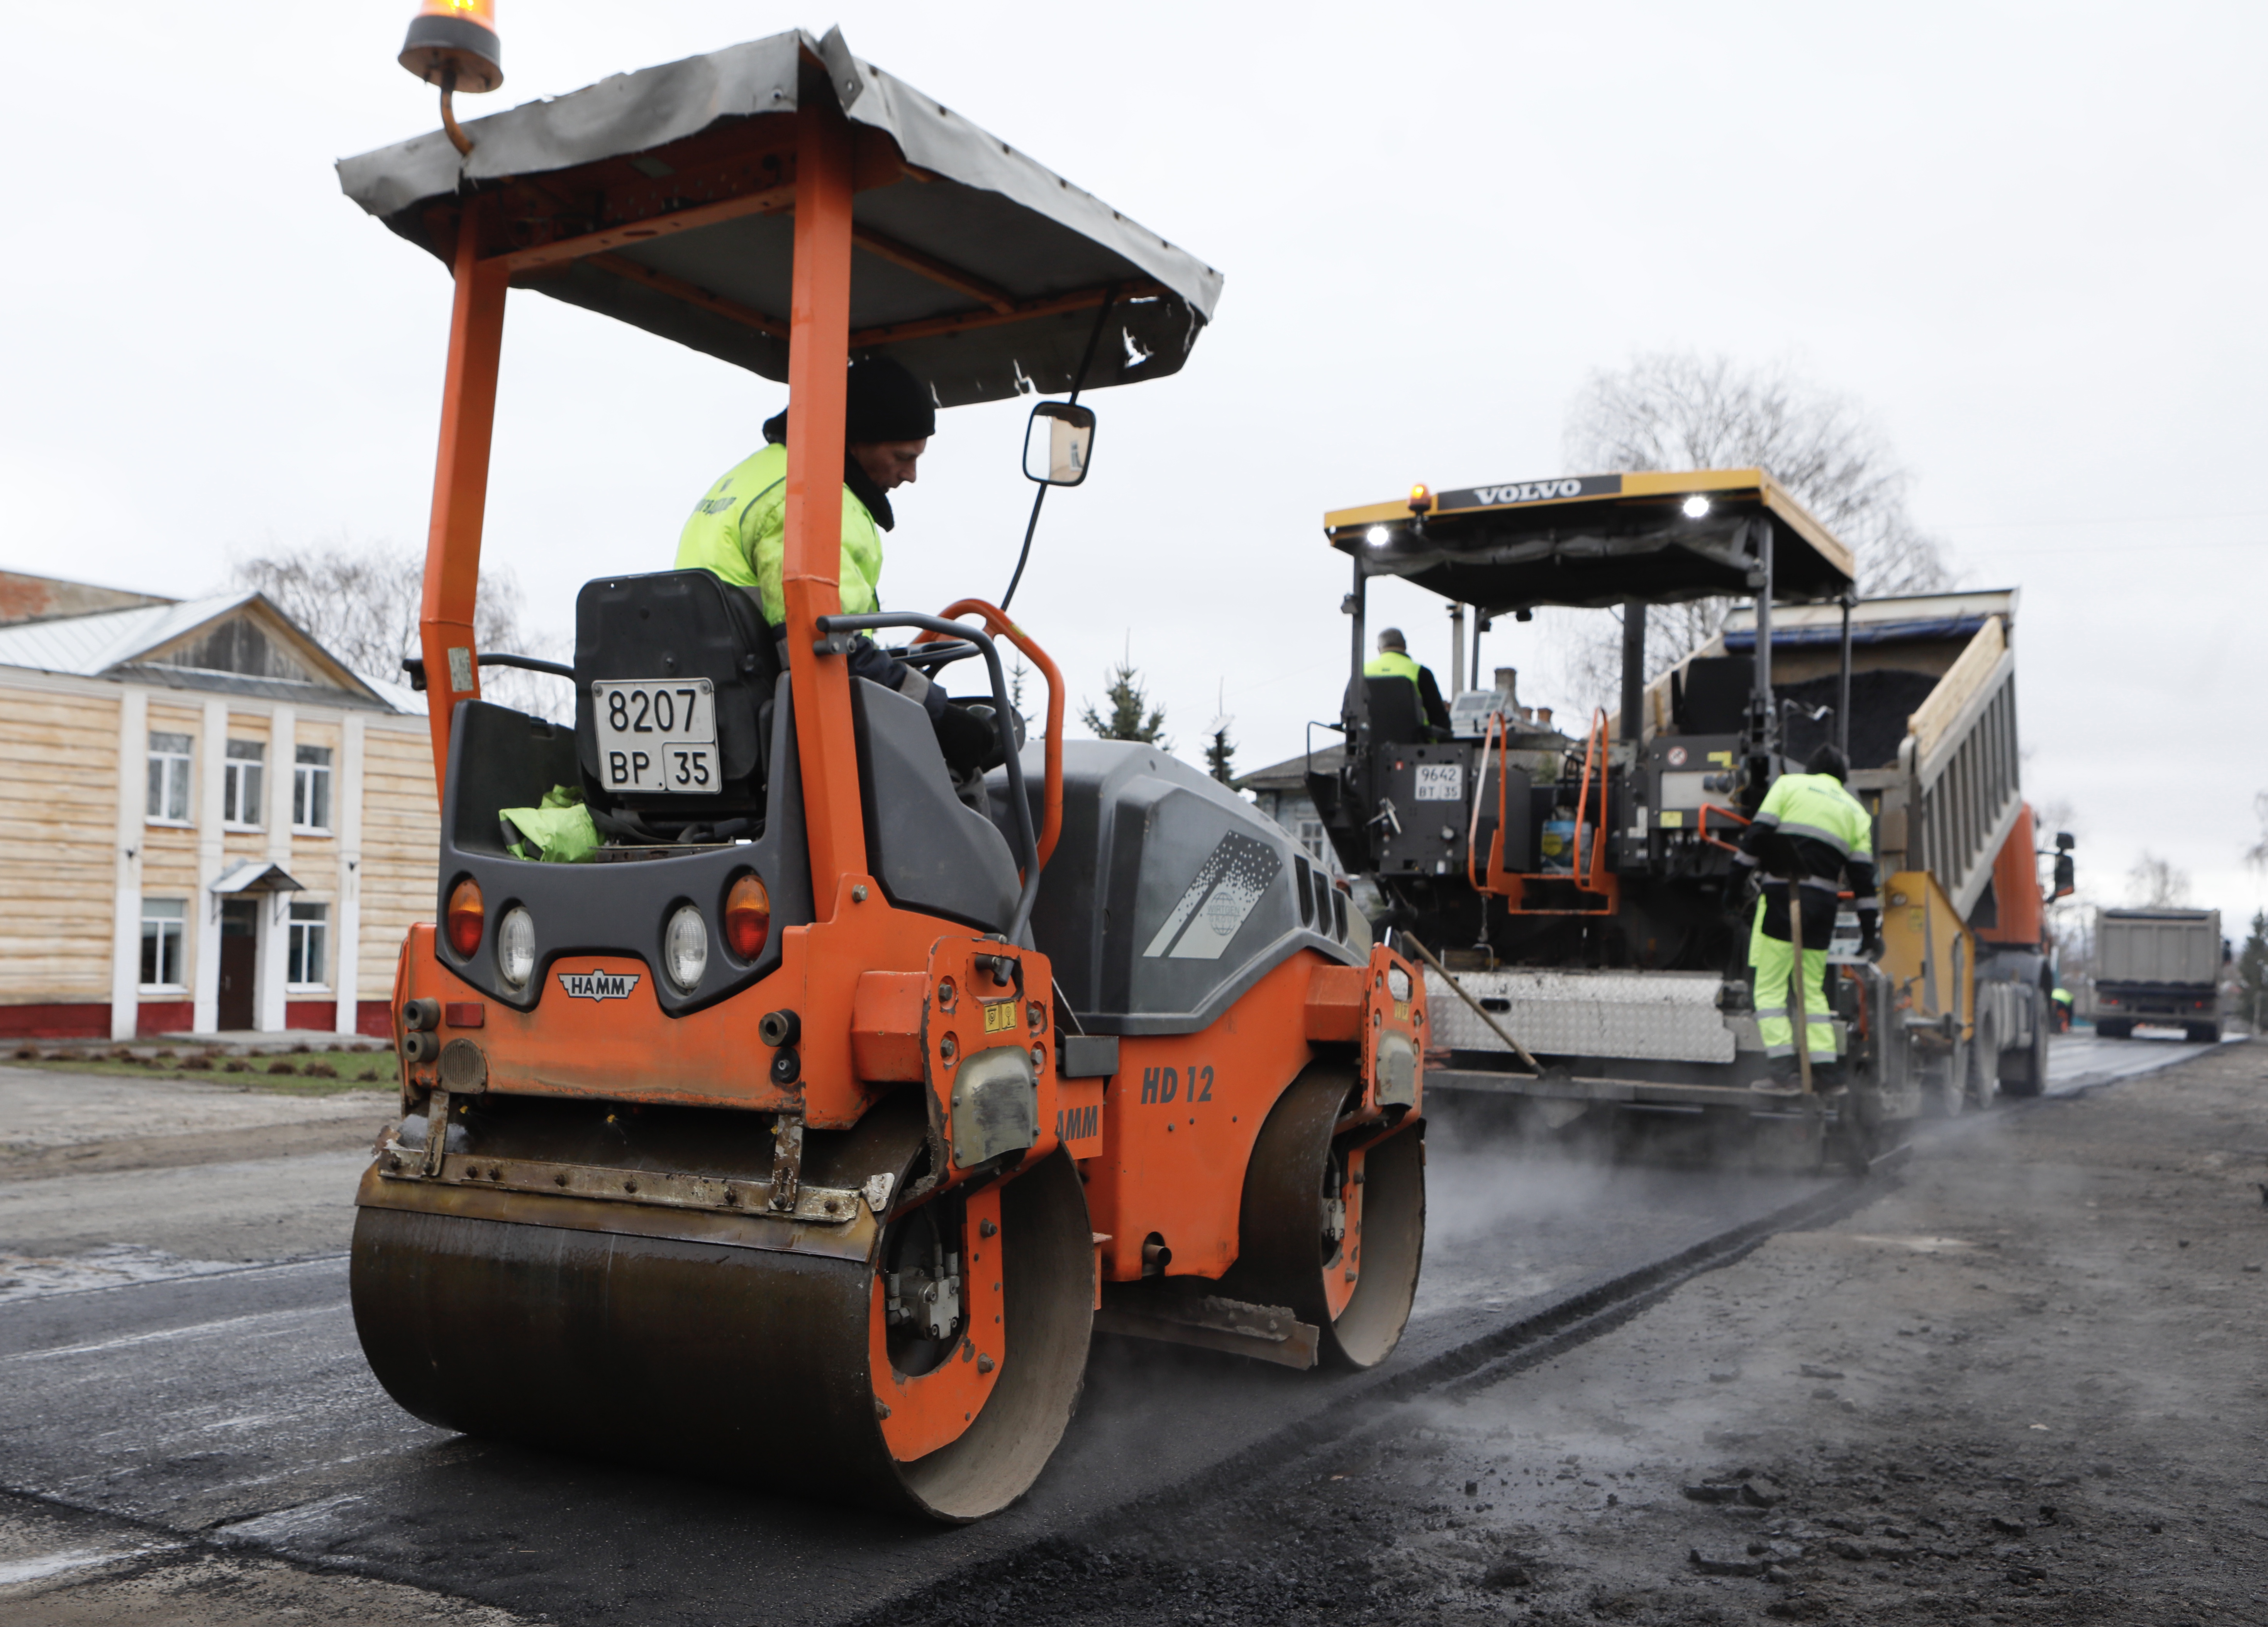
[
  {"x1": 1754, "y1": 1056, "x2": 1802, "y2": 1097},
  {"x1": 1811, "y1": 1058, "x2": 1846, "y2": 1094}
]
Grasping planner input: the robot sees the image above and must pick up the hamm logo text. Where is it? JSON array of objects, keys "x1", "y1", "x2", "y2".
[{"x1": 558, "y1": 970, "x2": 641, "y2": 1002}]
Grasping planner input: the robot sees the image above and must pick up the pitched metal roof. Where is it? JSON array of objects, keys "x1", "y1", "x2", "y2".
[{"x1": 0, "y1": 593, "x2": 402, "y2": 711}]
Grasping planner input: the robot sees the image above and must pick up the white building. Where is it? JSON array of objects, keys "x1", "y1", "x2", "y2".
[{"x1": 0, "y1": 571, "x2": 438, "y2": 1040}]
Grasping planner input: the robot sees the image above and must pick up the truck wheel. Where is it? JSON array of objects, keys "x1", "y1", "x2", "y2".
[
  {"x1": 1966, "y1": 1014, "x2": 2000, "y2": 1111},
  {"x1": 2096, "y1": 1020, "x2": 2132, "y2": 1040},
  {"x1": 2186, "y1": 1022, "x2": 2221, "y2": 1044},
  {"x1": 1999, "y1": 1001, "x2": 2049, "y2": 1099}
]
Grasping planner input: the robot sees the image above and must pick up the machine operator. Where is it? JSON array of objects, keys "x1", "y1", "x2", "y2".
[
  {"x1": 1364, "y1": 627, "x2": 1453, "y2": 739},
  {"x1": 676, "y1": 356, "x2": 1000, "y2": 777},
  {"x1": 1732, "y1": 743, "x2": 1880, "y2": 1094}
]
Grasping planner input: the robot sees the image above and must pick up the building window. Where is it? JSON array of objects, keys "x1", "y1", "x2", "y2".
[
  {"x1": 140, "y1": 898, "x2": 186, "y2": 989},
  {"x1": 293, "y1": 744, "x2": 334, "y2": 833},
  {"x1": 1296, "y1": 818, "x2": 1329, "y2": 864},
  {"x1": 287, "y1": 901, "x2": 329, "y2": 989},
  {"x1": 222, "y1": 740, "x2": 264, "y2": 828},
  {"x1": 146, "y1": 732, "x2": 193, "y2": 823}
]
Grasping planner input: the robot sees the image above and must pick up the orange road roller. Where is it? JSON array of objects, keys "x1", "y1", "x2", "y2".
[{"x1": 341, "y1": 25, "x2": 1427, "y2": 1520}]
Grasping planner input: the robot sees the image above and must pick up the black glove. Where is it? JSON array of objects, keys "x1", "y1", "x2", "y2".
[
  {"x1": 932, "y1": 702, "x2": 1002, "y2": 779},
  {"x1": 1728, "y1": 866, "x2": 1763, "y2": 918},
  {"x1": 1857, "y1": 907, "x2": 1882, "y2": 962}
]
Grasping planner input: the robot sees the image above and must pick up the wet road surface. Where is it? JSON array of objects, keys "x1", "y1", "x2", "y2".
[{"x1": 0, "y1": 1033, "x2": 2213, "y2": 1623}]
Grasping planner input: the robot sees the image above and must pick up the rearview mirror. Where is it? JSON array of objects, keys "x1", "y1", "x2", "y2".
[
  {"x1": 1023, "y1": 401, "x2": 1096, "y2": 486},
  {"x1": 2052, "y1": 853, "x2": 2075, "y2": 901}
]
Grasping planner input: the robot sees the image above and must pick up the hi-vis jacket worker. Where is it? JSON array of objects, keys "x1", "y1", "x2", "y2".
[
  {"x1": 675, "y1": 356, "x2": 999, "y2": 776},
  {"x1": 1732, "y1": 743, "x2": 1880, "y2": 1094},
  {"x1": 1363, "y1": 628, "x2": 1453, "y2": 738}
]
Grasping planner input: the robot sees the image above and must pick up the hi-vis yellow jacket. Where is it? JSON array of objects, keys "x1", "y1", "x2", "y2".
[{"x1": 673, "y1": 442, "x2": 882, "y2": 628}]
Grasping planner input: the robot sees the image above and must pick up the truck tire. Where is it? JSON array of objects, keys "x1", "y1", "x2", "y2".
[
  {"x1": 2000, "y1": 1001, "x2": 2049, "y2": 1099},
  {"x1": 2096, "y1": 1020, "x2": 2132, "y2": 1040},
  {"x1": 2186, "y1": 1022, "x2": 2221, "y2": 1044},
  {"x1": 1966, "y1": 1013, "x2": 2000, "y2": 1111}
]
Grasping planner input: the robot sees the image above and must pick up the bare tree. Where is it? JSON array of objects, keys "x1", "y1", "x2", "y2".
[
  {"x1": 2126, "y1": 851, "x2": 2192, "y2": 908},
  {"x1": 2247, "y1": 789, "x2": 2268, "y2": 872},
  {"x1": 1559, "y1": 353, "x2": 1956, "y2": 700},
  {"x1": 230, "y1": 540, "x2": 571, "y2": 722}
]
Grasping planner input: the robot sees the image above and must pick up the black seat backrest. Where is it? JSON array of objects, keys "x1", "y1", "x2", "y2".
[
  {"x1": 1361, "y1": 674, "x2": 1427, "y2": 748},
  {"x1": 573, "y1": 570, "x2": 778, "y2": 827}
]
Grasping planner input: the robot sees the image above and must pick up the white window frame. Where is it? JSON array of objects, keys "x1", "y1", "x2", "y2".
[
  {"x1": 286, "y1": 900, "x2": 330, "y2": 991},
  {"x1": 139, "y1": 897, "x2": 188, "y2": 992},
  {"x1": 146, "y1": 731, "x2": 194, "y2": 826},
  {"x1": 222, "y1": 740, "x2": 265, "y2": 831},
  {"x1": 1295, "y1": 817, "x2": 1329, "y2": 865},
  {"x1": 292, "y1": 744, "x2": 334, "y2": 835}
]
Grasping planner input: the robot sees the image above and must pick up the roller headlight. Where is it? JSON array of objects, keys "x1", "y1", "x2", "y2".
[
  {"x1": 665, "y1": 904, "x2": 709, "y2": 993},
  {"x1": 496, "y1": 906, "x2": 536, "y2": 990}
]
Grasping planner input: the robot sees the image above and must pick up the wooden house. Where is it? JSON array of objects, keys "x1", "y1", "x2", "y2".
[{"x1": 0, "y1": 570, "x2": 439, "y2": 1040}]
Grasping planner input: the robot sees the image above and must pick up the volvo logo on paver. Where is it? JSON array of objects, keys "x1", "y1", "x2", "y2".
[
  {"x1": 1437, "y1": 473, "x2": 1624, "y2": 510},
  {"x1": 559, "y1": 970, "x2": 641, "y2": 1001}
]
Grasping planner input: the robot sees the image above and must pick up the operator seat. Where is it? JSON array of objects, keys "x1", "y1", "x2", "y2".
[
  {"x1": 573, "y1": 569, "x2": 779, "y2": 844},
  {"x1": 1357, "y1": 674, "x2": 1429, "y2": 748}
]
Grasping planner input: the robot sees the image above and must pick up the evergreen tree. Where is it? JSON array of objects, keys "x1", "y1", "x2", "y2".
[
  {"x1": 1080, "y1": 655, "x2": 1168, "y2": 747},
  {"x1": 1205, "y1": 719, "x2": 1236, "y2": 785},
  {"x1": 2239, "y1": 910, "x2": 2268, "y2": 1034}
]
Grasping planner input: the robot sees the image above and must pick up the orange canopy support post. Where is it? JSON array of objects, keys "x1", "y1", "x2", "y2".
[
  {"x1": 417, "y1": 198, "x2": 509, "y2": 796},
  {"x1": 780, "y1": 87, "x2": 865, "y2": 913}
]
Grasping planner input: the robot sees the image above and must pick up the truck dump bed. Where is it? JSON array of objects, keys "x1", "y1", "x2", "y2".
[
  {"x1": 1692, "y1": 590, "x2": 2022, "y2": 922},
  {"x1": 2097, "y1": 910, "x2": 2222, "y2": 987}
]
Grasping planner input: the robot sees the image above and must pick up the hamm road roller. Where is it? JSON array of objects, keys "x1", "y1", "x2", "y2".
[{"x1": 341, "y1": 24, "x2": 1427, "y2": 1520}]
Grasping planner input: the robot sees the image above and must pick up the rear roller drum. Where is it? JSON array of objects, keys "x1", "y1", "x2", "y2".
[
  {"x1": 350, "y1": 1143, "x2": 1093, "y2": 1522},
  {"x1": 1220, "y1": 1063, "x2": 1426, "y2": 1370}
]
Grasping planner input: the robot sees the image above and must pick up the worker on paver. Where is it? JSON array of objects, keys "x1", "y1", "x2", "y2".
[
  {"x1": 676, "y1": 356, "x2": 1000, "y2": 775},
  {"x1": 2052, "y1": 986, "x2": 2074, "y2": 1032},
  {"x1": 1364, "y1": 628, "x2": 1453, "y2": 739},
  {"x1": 1732, "y1": 743, "x2": 1880, "y2": 1094}
]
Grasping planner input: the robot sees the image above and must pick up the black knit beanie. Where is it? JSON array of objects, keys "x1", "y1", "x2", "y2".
[{"x1": 761, "y1": 357, "x2": 936, "y2": 447}]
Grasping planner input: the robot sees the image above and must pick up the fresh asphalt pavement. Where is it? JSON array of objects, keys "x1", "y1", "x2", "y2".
[{"x1": 0, "y1": 1033, "x2": 2217, "y2": 1624}]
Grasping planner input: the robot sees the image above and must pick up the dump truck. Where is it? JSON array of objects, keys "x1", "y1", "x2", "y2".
[
  {"x1": 340, "y1": 23, "x2": 1427, "y2": 1522},
  {"x1": 2090, "y1": 908, "x2": 2224, "y2": 1042},
  {"x1": 1305, "y1": 472, "x2": 2072, "y2": 1160}
]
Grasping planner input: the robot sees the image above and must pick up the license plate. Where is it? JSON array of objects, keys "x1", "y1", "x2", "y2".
[
  {"x1": 591, "y1": 679, "x2": 718, "y2": 794},
  {"x1": 1413, "y1": 763, "x2": 1464, "y2": 801}
]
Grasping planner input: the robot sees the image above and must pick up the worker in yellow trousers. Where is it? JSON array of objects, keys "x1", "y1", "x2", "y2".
[{"x1": 1732, "y1": 744, "x2": 1880, "y2": 1094}]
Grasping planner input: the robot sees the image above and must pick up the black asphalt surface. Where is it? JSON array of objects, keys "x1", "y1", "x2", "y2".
[{"x1": 0, "y1": 1034, "x2": 2212, "y2": 1624}]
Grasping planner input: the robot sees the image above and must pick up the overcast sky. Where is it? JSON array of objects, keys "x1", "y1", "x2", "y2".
[{"x1": 4, "y1": 4, "x2": 2262, "y2": 933}]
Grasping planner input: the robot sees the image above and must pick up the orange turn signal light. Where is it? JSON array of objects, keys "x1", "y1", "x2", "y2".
[
  {"x1": 446, "y1": 878, "x2": 486, "y2": 957},
  {"x1": 725, "y1": 872, "x2": 772, "y2": 961},
  {"x1": 1408, "y1": 483, "x2": 1432, "y2": 514}
]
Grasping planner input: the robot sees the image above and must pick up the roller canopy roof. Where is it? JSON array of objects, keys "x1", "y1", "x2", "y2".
[
  {"x1": 337, "y1": 27, "x2": 1221, "y2": 407},
  {"x1": 1324, "y1": 469, "x2": 1856, "y2": 611}
]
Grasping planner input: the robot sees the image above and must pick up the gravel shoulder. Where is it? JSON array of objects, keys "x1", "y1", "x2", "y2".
[{"x1": 878, "y1": 1039, "x2": 2268, "y2": 1625}]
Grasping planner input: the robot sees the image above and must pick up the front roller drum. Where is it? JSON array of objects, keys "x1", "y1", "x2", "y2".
[
  {"x1": 1220, "y1": 1063, "x2": 1426, "y2": 1370},
  {"x1": 350, "y1": 1148, "x2": 1093, "y2": 1521}
]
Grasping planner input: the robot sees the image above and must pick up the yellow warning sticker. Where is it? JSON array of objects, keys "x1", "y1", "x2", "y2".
[
  {"x1": 1659, "y1": 811, "x2": 1685, "y2": 828},
  {"x1": 1707, "y1": 750, "x2": 1734, "y2": 766},
  {"x1": 982, "y1": 1001, "x2": 1018, "y2": 1035},
  {"x1": 1392, "y1": 999, "x2": 1412, "y2": 1026}
]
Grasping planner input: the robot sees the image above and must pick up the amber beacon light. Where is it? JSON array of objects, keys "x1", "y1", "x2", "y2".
[{"x1": 398, "y1": 1, "x2": 503, "y2": 158}]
